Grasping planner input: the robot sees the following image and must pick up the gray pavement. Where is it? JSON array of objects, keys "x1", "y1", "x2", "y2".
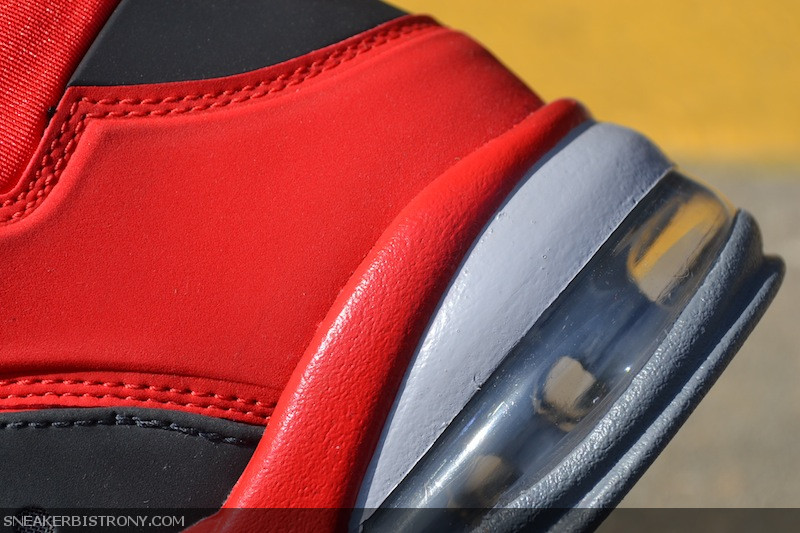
[{"x1": 618, "y1": 165, "x2": 800, "y2": 507}]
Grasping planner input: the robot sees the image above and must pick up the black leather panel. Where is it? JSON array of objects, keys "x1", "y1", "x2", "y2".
[
  {"x1": 0, "y1": 407, "x2": 263, "y2": 509},
  {"x1": 70, "y1": 0, "x2": 406, "y2": 86}
]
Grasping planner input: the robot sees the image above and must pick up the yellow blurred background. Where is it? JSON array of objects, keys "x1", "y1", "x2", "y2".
[{"x1": 391, "y1": 1, "x2": 800, "y2": 166}]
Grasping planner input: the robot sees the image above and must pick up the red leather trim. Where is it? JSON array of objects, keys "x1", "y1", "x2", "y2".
[
  {"x1": 0, "y1": 16, "x2": 541, "y2": 424},
  {"x1": 197, "y1": 100, "x2": 589, "y2": 531},
  {"x1": 0, "y1": 0, "x2": 118, "y2": 192},
  {"x1": 0, "y1": 372, "x2": 278, "y2": 425}
]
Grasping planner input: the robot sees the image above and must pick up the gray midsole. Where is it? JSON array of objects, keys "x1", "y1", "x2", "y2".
[{"x1": 357, "y1": 122, "x2": 673, "y2": 510}]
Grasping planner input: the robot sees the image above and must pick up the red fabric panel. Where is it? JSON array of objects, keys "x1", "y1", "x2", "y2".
[
  {"x1": 0, "y1": 0, "x2": 117, "y2": 192},
  {"x1": 196, "y1": 100, "x2": 589, "y2": 532},
  {"x1": 0, "y1": 17, "x2": 541, "y2": 422}
]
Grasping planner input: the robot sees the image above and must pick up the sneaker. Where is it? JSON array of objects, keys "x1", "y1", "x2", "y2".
[{"x1": 0, "y1": 1, "x2": 783, "y2": 531}]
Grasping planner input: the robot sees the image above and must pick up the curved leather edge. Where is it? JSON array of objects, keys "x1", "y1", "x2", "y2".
[
  {"x1": 188, "y1": 99, "x2": 590, "y2": 533},
  {"x1": 357, "y1": 122, "x2": 675, "y2": 510}
]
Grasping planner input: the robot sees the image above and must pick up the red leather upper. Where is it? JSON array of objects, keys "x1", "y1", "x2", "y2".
[{"x1": 0, "y1": 17, "x2": 542, "y2": 424}]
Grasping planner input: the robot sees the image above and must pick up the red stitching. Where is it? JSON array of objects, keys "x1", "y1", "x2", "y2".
[
  {"x1": 1, "y1": 113, "x2": 88, "y2": 222},
  {"x1": 0, "y1": 378, "x2": 273, "y2": 407},
  {"x1": 0, "y1": 390, "x2": 270, "y2": 421},
  {"x1": 0, "y1": 18, "x2": 436, "y2": 224},
  {"x1": 78, "y1": 20, "x2": 430, "y2": 108}
]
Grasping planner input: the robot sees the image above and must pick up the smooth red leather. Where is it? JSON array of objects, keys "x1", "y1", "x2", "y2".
[
  {"x1": 189, "y1": 100, "x2": 589, "y2": 533},
  {"x1": 0, "y1": 17, "x2": 541, "y2": 423}
]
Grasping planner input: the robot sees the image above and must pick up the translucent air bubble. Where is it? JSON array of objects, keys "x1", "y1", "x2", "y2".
[
  {"x1": 534, "y1": 355, "x2": 607, "y2": 432},
  {"x1": 364, "y1": 172, "x2": 732, "y2": 532},
  {"x1": 625, "y1": 184, "x2": 732, "y2": 303}
]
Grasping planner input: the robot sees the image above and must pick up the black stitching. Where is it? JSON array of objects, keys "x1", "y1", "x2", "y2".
[{"x1": 0, "y1": 414, "x2": 258, "y2": 447}]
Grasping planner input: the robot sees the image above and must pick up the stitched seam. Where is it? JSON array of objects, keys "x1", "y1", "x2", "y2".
[
  {"x1": 0, "y1": 19, "x2": 436, "y2": 224},
  {"x1": 1, "y1": 104, "x2": 87, "y2": 222},
  {"x1": 0, "y1": 414, "x2": 259, "y2": 446},
  {"x1": 0, "y1": 391, "x2": 271, "y2": 421},
  {"x1": 0, "y1": 378, "x2": 272, "y2": 407},
  {"x1": 80, "y1": 20, "x2": 434, "y2": 108}
]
